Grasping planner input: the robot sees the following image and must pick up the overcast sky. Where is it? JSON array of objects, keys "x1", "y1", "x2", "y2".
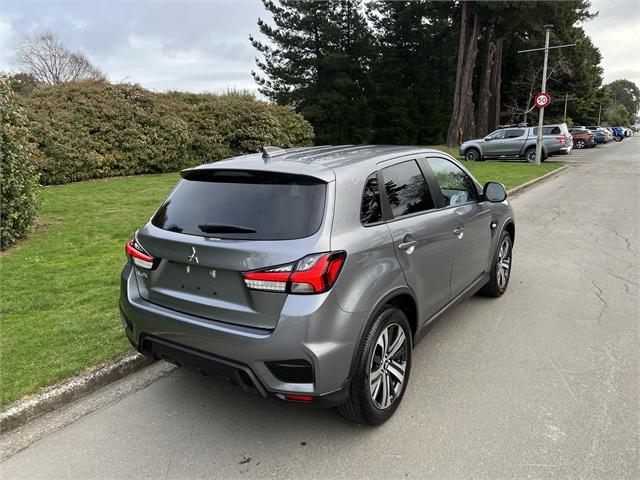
[{"x1": 0, "y1": 0, "x2": 638, "y2": 94}]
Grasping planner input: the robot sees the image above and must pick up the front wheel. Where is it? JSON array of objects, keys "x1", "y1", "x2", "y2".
[
  {"x1": 338, "y1": 306, "x2": 412, "y2": 425},
  {"x1": 575, "y1": 139, "x2": 586, "y2": 149},
  {"x1": 480, "y1": 230, "x2": 513, "y2": 297},
  {"x1": 614, "y1": 136, "x2": 623, "y2": 142},
  {"x1": 464, "y1": 149, "x2": 480, "y2": 162}
]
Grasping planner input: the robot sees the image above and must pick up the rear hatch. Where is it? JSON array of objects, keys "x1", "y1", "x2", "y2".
[{"x1": 133, "y1": 168, "x2": 332, "y2": 330}]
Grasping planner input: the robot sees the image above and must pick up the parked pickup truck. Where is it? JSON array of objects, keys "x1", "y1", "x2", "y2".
[{"x1": 460, "y1": 123, "x2": 572, "y2": 162}]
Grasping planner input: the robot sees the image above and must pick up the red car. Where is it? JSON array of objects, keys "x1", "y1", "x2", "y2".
[{"x1": 569, "y1": 128, "x2": 596, "y2": 149}]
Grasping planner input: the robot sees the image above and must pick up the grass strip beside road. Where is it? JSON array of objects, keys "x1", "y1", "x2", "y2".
[
  {"x1": 0, "y1": 160, "x2": 563, "y2": 407},
  {"x1": 430, "y1": 145, "x2": 565, "y2": 189},
  {"x1": 0, "y1": 174, "x2": 180, "y2": 407}
]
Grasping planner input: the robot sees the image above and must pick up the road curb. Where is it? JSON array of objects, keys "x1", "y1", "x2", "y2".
[
  {"x1": 0, "y1": 352, "x2": 152, "y2": 434},
  {"x1": 507, "y1": 164, "x2": 569, "y2": 198}
]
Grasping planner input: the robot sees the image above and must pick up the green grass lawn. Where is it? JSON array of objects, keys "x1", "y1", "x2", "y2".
[
  {"x1": 0, "y1": 159, "x2": 563, "y2": 407},
  {"x1": 0, "y1": 173, "x2": 180, "y2": 407}
]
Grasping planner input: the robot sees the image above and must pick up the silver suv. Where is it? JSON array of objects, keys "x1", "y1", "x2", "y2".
[
  {"x1": 460, "y1": 123, "x2": 572, "y2": 162},
  {"x1": 120, "y1": 145, "x2": 515, "y2": 424}
]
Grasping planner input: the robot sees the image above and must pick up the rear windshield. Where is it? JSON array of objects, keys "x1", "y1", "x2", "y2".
[{"x1": 152, "y1": 170, "x2": 327, "y2": 240}]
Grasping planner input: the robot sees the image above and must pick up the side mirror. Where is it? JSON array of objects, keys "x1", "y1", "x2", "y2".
[
  {"x1": 483, "y1": 182, "x2": 507, "y2": 203},
  {"x1": 484, "y1": 136, "x2": 492, "y2": 141}
]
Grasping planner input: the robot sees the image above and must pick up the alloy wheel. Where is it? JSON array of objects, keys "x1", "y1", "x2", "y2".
[
  {"x1": 369, "y1": 323, "x2": 408, "y2": 410},
  {"x1": 496, "y1": 237, "x2": 511, "y2": 289}
]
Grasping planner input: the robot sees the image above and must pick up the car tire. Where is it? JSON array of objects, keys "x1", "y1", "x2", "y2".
[
  {"x1": 575, "y1": 140, "x2": 585, "y2": 149},
  {"x1": 480, "y1": 230, "x2": 513, "y2": 298},
  {"x1": 465, "y1": 148, "x2": 481, "y2": 162},
  {"x1": 525, "y1": 148, "x2": 537, "y2": 163},
  {"x1": 338, "y1": 306, "x2": 412, "y2": 425}
]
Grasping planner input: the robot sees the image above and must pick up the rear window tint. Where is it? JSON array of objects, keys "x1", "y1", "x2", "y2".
[{"x1": 152, "y1": 170, "x2": 326, "y2": 240}]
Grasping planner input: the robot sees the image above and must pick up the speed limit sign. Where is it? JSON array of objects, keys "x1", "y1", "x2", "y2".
[{"x1": 534, "y1": 92, "x2": 551, "y2": 109}]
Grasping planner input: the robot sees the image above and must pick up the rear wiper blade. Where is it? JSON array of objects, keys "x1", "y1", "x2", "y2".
[{"x1": 197, "y1": 223, "x2": 257, "y2": 234}]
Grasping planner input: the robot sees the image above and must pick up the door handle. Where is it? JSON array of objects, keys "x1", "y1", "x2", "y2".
[
  {"x1": 453, "y1": 227, "x2": 464, "y2": 240},
  {"x1": 398, "y1": 240, "x2": 417, "y2": 254}
]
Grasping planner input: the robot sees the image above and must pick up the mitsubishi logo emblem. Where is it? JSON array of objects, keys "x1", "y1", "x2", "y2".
[
  {"x1": 186, "y1": 246, "x2": 199, "y2": 273},
  {"x1": 187, "y1": 246, "x2": 199, "y2": 264}
]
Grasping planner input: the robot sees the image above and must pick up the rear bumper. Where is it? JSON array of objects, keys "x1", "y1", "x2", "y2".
[{"x1": 119, "y1": 264, "x2": 364, "y2": 405}]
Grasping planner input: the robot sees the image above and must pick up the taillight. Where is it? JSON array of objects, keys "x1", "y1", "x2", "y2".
[
  {"x1": 242, "y1": 251, "x2": 346, "y2": 294},
  {"x1": 556, "y1": 135, "x2": 566, "y2": 143},
  {"x1": 125, "y1": 234, "x2": 157, "y2": 270}
]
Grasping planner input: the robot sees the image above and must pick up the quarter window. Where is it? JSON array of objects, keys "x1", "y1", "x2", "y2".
[
  {"x1": 427, "y1": 157, "x2": 479, "y2": 207},
  {"x1": 382, "y1": 160, "x2": 435, "y2": 218},
  {"x1": 360, "y1": 173, "x2": 383, "y2": 225}
]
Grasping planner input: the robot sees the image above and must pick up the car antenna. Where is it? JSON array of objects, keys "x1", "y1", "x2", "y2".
[{"x1": 261, "y1": 146, "x2": 285, "y2": 162}]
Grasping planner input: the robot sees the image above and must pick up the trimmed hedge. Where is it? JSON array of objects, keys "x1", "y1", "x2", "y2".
[
  {"x1": 1, "y1": 76, "x2": 40, "y2": 250},
  {"x1": 23, "y1": 82, "x2": 314, "y2": 185}
]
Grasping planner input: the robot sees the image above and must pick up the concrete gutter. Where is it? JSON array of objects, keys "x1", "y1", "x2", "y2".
[
  {"x1": 0, "y1": 353, "x2": 153, "y2": 433},
  {"x1": 0, "y1": 163, "x2": 569, "y2": 434}
]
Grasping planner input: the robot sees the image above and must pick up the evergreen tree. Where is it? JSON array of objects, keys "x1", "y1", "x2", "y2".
[
  {"x1": 367, "y1": 1, "x2": 457, "y2": 145},
  {"x1": 251, "y1": 0, "x2": 373, "y2": 144}
]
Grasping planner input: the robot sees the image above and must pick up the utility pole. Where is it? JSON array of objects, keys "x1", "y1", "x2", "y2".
[
  {"x1": 535, "y1": 25, "x2": 551, "y2": 166},
  {"x1": 597, "y1": 104, "x2": 602, "y2": 125},
  {"x1": 518, "y1": 25, "x2": 575, "y2": 165},
  {"x1": 563, "y1": 93, "x2": 568, "y2": 123}
]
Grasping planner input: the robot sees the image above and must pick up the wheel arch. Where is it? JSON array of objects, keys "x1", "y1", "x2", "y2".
[
  {"x1": 348, "y1": 287, "x2": 419, "y2": 378},
  {"x1": 504, "y1": 219, "x2": 515, "y2": 243}
]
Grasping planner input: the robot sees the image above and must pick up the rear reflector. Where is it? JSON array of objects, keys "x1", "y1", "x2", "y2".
[
  {"x1": 283, "y1": 394, "x2": 315, "y2": 402},
  {"x1": 242, "y1": 251, "x2": 346, "y2": 294},
  {"x1": 125, "y1": 235, "x2": 156, "y2": 270}
]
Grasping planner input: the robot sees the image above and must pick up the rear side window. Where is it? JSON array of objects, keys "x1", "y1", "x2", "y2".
[
  {"x1": 382, "y1": 160, "x2": 435, "y2": 218},
  {"x1": 152, "y1": 170, "x2": 326, "y2": 240},
  {"x1": 360, "y1": 173, "x2": 382, "y2": 225},
  {"x1": 427, "y1": 157, "x2": 478, "y2": 207},
  {"x1": 506, "y1": 129, "x2": 525, "y2": 138}
]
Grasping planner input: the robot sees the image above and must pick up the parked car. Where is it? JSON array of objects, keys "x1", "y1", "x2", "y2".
[
  {"x1": 120, "y1": 145, "x2": 515, "y2": 425},
  {"x1": 585, "y1": 126, "x2": 609, "y2": 143},
  {"x1": 569, "y1": 128, "x2": 596, "y2": 149},
  {"x1": 611, "y1": 126, "x2": 626, "y2": 141},
  {"x1": 602, "y1": 127, "x2": 615, "y2": 142},
  {"x1": 460, "y1": 123, "x2": 572, "y2": 162}
]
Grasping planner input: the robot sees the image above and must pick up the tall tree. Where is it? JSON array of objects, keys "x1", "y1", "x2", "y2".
[
  {"x1": 14, "y1": 32, "x2": 105, "y2": 85},
  {"x1": 251, "y1": 0, "x2": 373, "y2": 144},
  {"x1": 605, "y1": 79, "x2": 640, "y2": 117},
  {"x1": 367, "y1": 0, "x2": 457, "y2": 145},
  {"x1": 446, "y1": 1, "x2": 480, "y2": 147}
]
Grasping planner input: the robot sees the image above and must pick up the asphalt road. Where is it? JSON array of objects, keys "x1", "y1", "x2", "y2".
[{"x1": 2, "y1": 138, "x2": 638, "y2": 480}]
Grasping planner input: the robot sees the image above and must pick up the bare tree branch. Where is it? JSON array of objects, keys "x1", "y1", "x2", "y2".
[{"x1": 14, "y1": 32, "x2": 106, "y2": 85}]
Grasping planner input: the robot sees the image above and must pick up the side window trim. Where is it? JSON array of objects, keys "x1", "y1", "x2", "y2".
[
  {"x1": 418, "y1": 157, "x2": 447, "y2": 209},
  {"x1": 376, "y1": 170, "x2": 394, "y2": 222}
]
